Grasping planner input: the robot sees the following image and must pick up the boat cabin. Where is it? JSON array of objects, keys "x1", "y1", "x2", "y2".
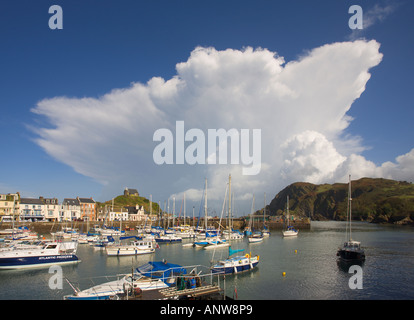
[{"x1": 343, "y1": 241, "x2": 361, "y2": 250}]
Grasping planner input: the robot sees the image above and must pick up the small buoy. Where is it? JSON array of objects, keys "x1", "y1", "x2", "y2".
[
  {"x1": 294, "y1": 249, "x2": 297, "y2": 254},
  {"x1": 282, "y1": 272, "x2": 286, "y2": 277}
]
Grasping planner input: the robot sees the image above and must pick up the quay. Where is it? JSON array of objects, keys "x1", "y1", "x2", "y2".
[{"x1": 0, "y1": 218, "x2": 311, "y2": 237}]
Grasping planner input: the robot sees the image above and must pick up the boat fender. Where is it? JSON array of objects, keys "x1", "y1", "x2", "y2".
[
  {"x1": 195, "y1": 276, "x2": 201, "y2": 287},
  {"x1": 134, "y1": 287, "x2": 142, "y2": 297},
  {"x1": 190, "y1": 277, "x2": 196, "y2": 289}
]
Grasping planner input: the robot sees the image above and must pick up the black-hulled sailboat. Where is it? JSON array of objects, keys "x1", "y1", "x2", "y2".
[{"x1": 337, "y1": 175, "x2": 365, "y2": 262}]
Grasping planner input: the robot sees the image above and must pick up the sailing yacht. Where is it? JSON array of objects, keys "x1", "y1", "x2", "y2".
[
  {"x1": 337, "y1": 175, "x2": 365, "y2": 262},
  {"x1": 282, "y1": 196, "x2": 298, "y2": 237},
  {"x1": 247, "y1": 194, "x2": 264, "y2": 243},
  {"x1": 211, "y1": 175, "x2": 260, "y2": 274},
  {"x1": 261, "y1": 193, "x2": 270, "y2": 237}
]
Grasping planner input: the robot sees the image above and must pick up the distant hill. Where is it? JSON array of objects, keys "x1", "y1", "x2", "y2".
[
  {"x1": 266, "y1": 178, "x2": 414, "y2": 225},
  {"x1": 97, "y1": 194, "x2": 160, "y2": 214}
]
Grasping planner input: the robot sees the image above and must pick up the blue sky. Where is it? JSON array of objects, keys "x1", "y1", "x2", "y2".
[{"x1": 1, "y1": 0, "x2": 413, "y2": 215}]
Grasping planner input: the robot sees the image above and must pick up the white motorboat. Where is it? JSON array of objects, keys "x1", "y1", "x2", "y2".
[
  {"x1": 0, "y1": 241, "x2": 80, "y2": 269},
  {"x1": 105, "y1": 237, "x2": 157, "y2": 256}
]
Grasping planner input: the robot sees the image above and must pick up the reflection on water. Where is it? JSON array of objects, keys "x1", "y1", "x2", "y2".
[{"x1": 0, "y1": 221, "x2": 413, "y2": 300}]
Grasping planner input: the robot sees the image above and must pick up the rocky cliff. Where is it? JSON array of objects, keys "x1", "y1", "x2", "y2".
[{"x1": 266, "y1": 178, "x2": 414, "y2": 225}]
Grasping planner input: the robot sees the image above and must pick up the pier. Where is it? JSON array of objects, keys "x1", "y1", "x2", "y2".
[{"x1": 119, "y1": 284, "x2": 226, "y2": 300}]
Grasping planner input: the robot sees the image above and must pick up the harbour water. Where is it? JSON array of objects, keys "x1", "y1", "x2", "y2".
[{"x1": 0, "y1": 221, "x2": 413, "y2": 300}]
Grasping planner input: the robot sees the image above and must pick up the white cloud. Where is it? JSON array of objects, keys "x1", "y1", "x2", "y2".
[
  {"x1": 280, "y1": 130, "x2": 346, "y2": 184},
  {"x1": 30, "y1": 40, "x2": 414, "y2": 212}
]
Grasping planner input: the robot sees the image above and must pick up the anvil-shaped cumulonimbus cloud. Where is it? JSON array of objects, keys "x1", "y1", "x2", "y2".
[{"x1": 31, "y1": 40, "x2": 414, "y2": 203}]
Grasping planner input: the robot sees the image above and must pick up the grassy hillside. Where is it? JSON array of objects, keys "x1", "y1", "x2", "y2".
[
  {"x1": 97, "y1": 194, "x2": 161, "y2": 214},
  {"x1": 266, "y1": 178, "x2": 414, "y2": 225}
]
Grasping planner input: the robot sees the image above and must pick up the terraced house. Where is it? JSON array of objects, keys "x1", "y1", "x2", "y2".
[
  {"x1": 0, "y1": 193, "x2": 19, "y2": 221},
  {"x1": 77, "y1": 197, "x2": 96, "y2": 221}
]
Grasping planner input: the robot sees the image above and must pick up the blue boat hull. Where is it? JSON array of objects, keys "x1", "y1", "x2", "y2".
[
  {"x1": 65, "y1": 294, "x2": 114, "y2": 300},
  {"x1": 211, "y1": 261, "x2": 259, "y2": 275},
  {"x1": 155, "y1": 239, "x2": 182, "y2": 243},
  {"x1": 0, "y1": 254, "x2": 80, "y2": 269}
]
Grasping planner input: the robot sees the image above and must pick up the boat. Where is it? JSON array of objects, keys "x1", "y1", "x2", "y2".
[
  {"x1": 261, "y1": 193, "x2": 270, "y2": 237},
  {"x1": 337, "y1": 175, "x2": 365, "y2": 262},
  {"x1": 211, "y1": 249, "x2": 259, "y2": 274},
  {"x1": 64, "y1": 261, "x2": 187, "y2": 300},
  {"x1": 202, "y1": 238, "x2": 229, "y2": 250},
  {"x1": 282, "y1": 226, "x2": 299, "y2": 237},
  {"x1": 93, "y1": 236, "x2": 115, "y2": 250},
  {"x1": 211, "y1": 175, "x2": 260, "y2": 274},
  {"x1": 0, "y1": 226, "x2": 38, "y2": 241},
  {"x1": 247, "y1": 195, "x2": 264, "y2": 243},
  {"x1": 0, "y1": 241, "x2": 80, "y2": 269},
  {"x1": 183, "y1": 180, "x2": 222, "y2": 249},
  {"x1": 248, "y1": 232, "x2": 264, "y2": 243},
  {"x1": 155, "y1": 233, "x2": 182, "y2": 243},
  {"x1": 105, "y1": 236, "x2": 158, "y2": 256},
  {"x1": 51, "y1": 227, "x2": 79, "y2": 241},
  {"x1": 77, "y1": 234, "x2": 89, "y2": 244},
  {"x1": 223, "y1": 229, "x2": 244, "y2": 240},
  {"x1": 282, "y1": 196, "x2": 298, "y2": 237},
  {"x1": 261, "y1": 227, "x2": 270, "y2": 237}
]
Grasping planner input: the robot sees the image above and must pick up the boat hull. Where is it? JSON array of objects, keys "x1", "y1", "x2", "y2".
[
  {"x1": 211, "y1": 257, "x2": 259, "y2": 275},
  {"x1": 282, "y1": 230, "x2": 298, "y2": 237},
  {"x1": 337, "y1": 248, "x2": 365, "y2": 262},
  {"x1": 248, "y1": 237, "x2": 263, "y2": 243},
  {"x1": 106, "y1": 247, "x2": 155, "y2": 256},
  {"x1": 0, "y1": 254, "x2": 80, "y2": 269},
  {"x1": 155, "y1": 238, "x2": 182, "y2": 243},
  {"x1": 65, "y1": 277, "x2": 168, "y2": 300}
]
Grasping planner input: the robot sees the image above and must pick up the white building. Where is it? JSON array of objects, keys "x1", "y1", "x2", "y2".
[
  {"x1": 60, "y1": 199, "x2": 81, "y2": 221},
  {"x1": 125, "y1": 205, "x2": 148, "y2": 222},
  {"x1": 20, "y1": 198, "x2": 46, "y2": 222},
  {"x1": 42, "y1": 197, "x2": 60, "y2": 222},
  {"x1": 109, "y1": 211, "x2": 129, "y2": 221}
]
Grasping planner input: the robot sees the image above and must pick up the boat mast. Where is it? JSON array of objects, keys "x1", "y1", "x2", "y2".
[
  {"x1": 183, "y1": 192, "x2": 186, "y2": 226},
  {"x1": 149, "y1": 194, "x2": 152, "y2": 228},
  {"x1": 252, "y1": 194, "x2": 255, "y2": 231},
  {"x1": 348, "y1": 174, "x2": 352, "y2": 242},
  {"x1": 264, "y1": 192, "x2": 266, "y2": 229},
  {"x1": 204, "y1": 178, "x2": 208, "y2": 231},
  {"x1": 228, "y1": 174, "x2": 231, "y2": 247},
  {"x1": 286, "y1": 195, "x2": 289, "y2": 228}
]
